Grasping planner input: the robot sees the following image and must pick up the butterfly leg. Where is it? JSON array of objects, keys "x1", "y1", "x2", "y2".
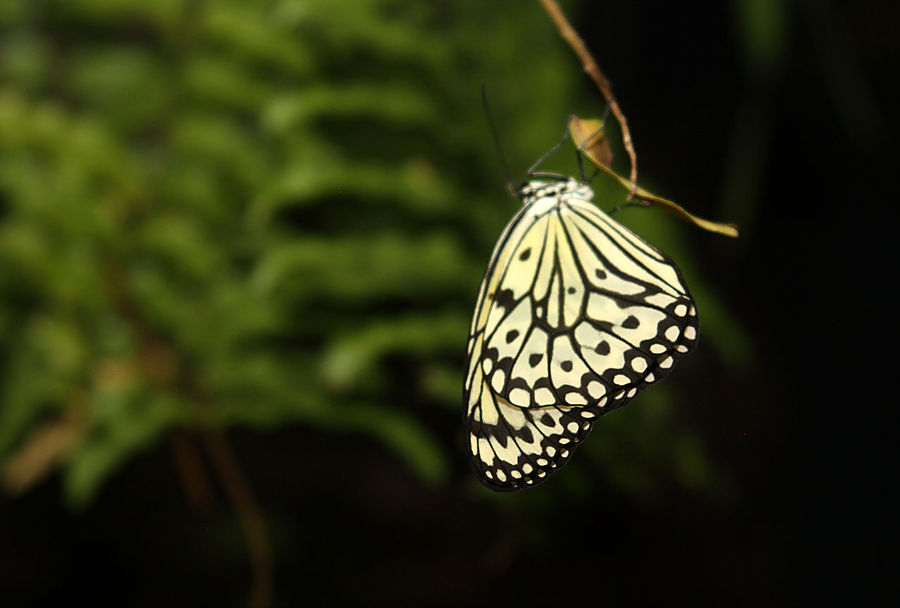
[
  {"x1": 609, "y1": 199, "x2": 652, "y2": 215},
  {"x1": 527, "y1": 126, "x2": 571, "y2": 176}
]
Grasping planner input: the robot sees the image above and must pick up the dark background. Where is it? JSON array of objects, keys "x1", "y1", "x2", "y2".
[{"x1": 1, "y1": 0, "x2": 896, "y2": 605}]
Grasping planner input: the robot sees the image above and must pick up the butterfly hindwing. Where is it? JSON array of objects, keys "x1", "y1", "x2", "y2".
[{"x1": 464, "y1": 178, "x2": 698, "y2": 491}]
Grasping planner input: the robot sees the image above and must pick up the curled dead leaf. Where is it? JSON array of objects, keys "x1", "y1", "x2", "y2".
[{"x1": 569, "y1": 115, "x2": 739, "y2": 238}]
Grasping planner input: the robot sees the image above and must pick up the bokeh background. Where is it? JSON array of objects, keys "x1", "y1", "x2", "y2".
[{"x1": 1, "y1": 0, "x2": 896, "y2": 605}]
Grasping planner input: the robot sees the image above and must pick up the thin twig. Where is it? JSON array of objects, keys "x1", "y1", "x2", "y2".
[
  {"x1": 537, "y1": 0, "x2": 639, "y2": 198},
  {"x1": 203, "y1": 430, "x2": 273, "y2": 608},
  {"x1": 169, "y1": 430, "x2": 216, "y2": 512}
]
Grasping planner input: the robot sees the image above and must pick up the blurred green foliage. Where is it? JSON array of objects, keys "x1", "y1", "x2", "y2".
[{"x1": 0, "y1": 0, "x2": 746, "y2": 507}]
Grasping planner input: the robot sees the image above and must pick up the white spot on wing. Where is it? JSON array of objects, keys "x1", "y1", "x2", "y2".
[
  {"x1": 509, "y1": 388, "x2": 530, "y2": 406},
  {"x1": 491, "y1": 369, "x2": 506, "y2": 393},
  {"x1": 587, "y1": 381, "x2": 605, "y2": 399},
  {"x1": 565, "y1": 393, "x2": 587, "y2": 405},
  {"x1": 535, "y1": 388, "x2": 555, "y2": 405}
]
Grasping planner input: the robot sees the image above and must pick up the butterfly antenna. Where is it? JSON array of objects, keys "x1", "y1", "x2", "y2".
[{"x1": 481, "y1": 85, "x2": 515, "y2": 194}]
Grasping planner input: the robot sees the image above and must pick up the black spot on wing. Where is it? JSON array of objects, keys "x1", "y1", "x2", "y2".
[
  {"x1": 492, "y1": 288, "x2": 517, "y2": 313},
  {"x1": 489, "y1": 421, "x2": 510, "y2": 448}
]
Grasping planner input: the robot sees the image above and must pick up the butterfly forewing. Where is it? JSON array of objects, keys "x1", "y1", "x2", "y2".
[{"x1": 464, "y1": 178, "x2": 698, "y2": 491}]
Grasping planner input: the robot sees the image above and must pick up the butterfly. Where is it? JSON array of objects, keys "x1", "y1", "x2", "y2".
[{"x1": 463, "y1": 174, "x2": 698, "y2": 491}]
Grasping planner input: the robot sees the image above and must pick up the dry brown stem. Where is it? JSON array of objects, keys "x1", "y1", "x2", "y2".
[{"x1": 537, "y1": 0, "x2": 639, "y2": 197}]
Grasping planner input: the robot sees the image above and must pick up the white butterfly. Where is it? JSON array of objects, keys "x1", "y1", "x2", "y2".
[{"x1": 463, "y1": 176, "x2": 698, "y2": 490}]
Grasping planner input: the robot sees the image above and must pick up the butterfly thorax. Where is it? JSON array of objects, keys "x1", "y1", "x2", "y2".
[{"x1": 517, "y1": 177, "x2": 593, "y2": 207}]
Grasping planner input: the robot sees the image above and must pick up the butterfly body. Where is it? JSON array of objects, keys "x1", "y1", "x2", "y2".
[{"x1": 464, "y1": 177, "x2": 698, "y2": 491}]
